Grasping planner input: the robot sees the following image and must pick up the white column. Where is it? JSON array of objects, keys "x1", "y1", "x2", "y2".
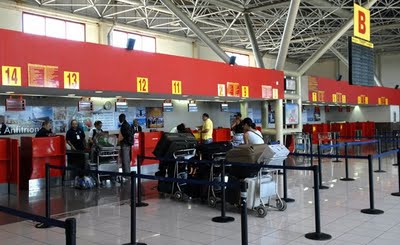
[
  {"x1": 240, "y1": 101, "x2": 248, "y2": 118},
  {"x1": 275, "y1": 99, "x2": 284, "y2": 143}
]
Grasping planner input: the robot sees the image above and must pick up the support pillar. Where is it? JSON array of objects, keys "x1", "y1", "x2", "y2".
[
  {"x1": 275, "y1": 99, "x2": 284, "y2": 144},
  {"x1": 240, "y1": 101, "x2": 248, "y2": 118},
  {"x1": 261, "y1": 101, "x2": 268, "y2": 130}
]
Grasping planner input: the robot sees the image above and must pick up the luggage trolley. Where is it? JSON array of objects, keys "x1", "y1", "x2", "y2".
[
  {"x1": 89, "y1": 133, "x2": 120, "y2": 185},
  {"x1": 170, "y1": 148, "x2": 197, "y2": 201},
  {"x1": 294, "y1": 133, "x2": 311, "y2": 164},
  {"x1": 318, "y1": 132, "x2": 334, "y2": 155},
  {"x1": 207, "y1": 152, "x2": 228, "y2": 208},
  {"x1": 248, "y1": 144, "x2": 290, "y2": 218}
]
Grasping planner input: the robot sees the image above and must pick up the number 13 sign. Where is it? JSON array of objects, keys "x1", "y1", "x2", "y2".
[{"x1": 64, "y1": 71, "x2": 80, "y2": 89}]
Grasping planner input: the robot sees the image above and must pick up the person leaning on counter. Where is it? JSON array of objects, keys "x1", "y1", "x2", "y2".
[
  {"x1": 35, "y1": 120, "x2": 55, "y2": 137},
  {"x1": 66, "y1": 119, "x2": 86, "y2": 151}
]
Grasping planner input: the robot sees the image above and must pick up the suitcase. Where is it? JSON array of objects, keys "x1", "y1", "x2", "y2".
[
  {"x1": 226, "y1": 144, "x2": 267, "y2": 163},
  {"x1": 153, "y1": 133, "x2": 197, "y2": 159},
  {"x1": 226, "y1": 144, "x2": 267, "y2": 179},
  {"x1": 197, "y1": 141, "x2": 233, "y2": 160},
  {"x1": 245, "y1": 175, "x2": 275, "y2": 209},
  {"x1": 98, "y1": 163, "x2": 119, "y2": 181}
]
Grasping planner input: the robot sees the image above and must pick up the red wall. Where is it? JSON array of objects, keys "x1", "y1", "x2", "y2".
[
  {"x1": 309, "y1": 76, "x2": 400, "y2": 105},
  {"x1": 0, "y1": 28, "x2": 284, "y2": 99}
]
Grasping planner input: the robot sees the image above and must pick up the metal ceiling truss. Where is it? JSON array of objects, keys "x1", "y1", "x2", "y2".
[{"x1": 15, "y1": 0, "x2": 400, "y2": 63}]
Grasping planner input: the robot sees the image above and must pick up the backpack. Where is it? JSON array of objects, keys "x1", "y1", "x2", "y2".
[
  {"x1": 74, "y1": 176, "x2": 96, "y2": 189},
  {"x1": 126, "y1": 125, "x2": 135, "y2": 145}
]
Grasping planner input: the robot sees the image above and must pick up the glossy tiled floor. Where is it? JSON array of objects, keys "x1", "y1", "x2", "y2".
[{"x1": 1, "y1": 152, "x2": 400, "y2": 245}]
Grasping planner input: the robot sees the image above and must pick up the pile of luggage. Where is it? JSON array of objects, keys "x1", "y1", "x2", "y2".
[{"x1": 153, "y1": 133, "x2": 290, "y2": 217}]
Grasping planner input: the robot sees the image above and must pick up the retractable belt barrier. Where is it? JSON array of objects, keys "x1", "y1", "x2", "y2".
[
  {"x1": 46, "y1": 155, "x2": 333, "y2": 242},
  {"x1": 0, "y1": 205, "x2": 76, "y2": 245}
]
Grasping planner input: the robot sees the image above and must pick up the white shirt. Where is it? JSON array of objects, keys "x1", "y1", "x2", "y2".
[{"x1": 246, "y1": 130, "x2": 264, "y2": 144}]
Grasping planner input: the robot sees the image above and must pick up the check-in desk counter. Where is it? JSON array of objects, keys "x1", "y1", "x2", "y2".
[
  {"x1": 0, "y1": 138, "x2": 19, "y2": 194},
  {"x1": 213, "y1": 128, "x2": 231, "y2": 142},
  {"x1": 131, "y1": 132, "x2": 163, "y2": 166},
  {"x1": 20, "y1": 136, "x2": 66, "y2": 190}
]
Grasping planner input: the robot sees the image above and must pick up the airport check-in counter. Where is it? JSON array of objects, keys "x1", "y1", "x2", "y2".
[
  {"x1": 131, "y1": 132, "x2": 163, "y2": 166},
  {"x1": 20, "y1": 136, "x2": 66, "y2": 190},
  {"x1": 0, "y1": 138, "x2": 19, "y2": 194},
  {"x1": 213, "y1": 128, "x2": 231, "y2": 142}
]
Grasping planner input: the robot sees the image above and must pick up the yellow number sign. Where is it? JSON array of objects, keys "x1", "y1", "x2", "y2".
[
  {"x1": 241, "y1": 86, "x2": 249, "y2": 98},
  {"x1": 332, "y1": 94, "x2": 337, "y2": 103},
  {"x1": 2, "y1": 66, "x2": 21, "y2": 86},
  {"x1": 64, "y1": 71, "x2": 80, "y2": 89},
  {"x1": 342, "y1": 95, "x2": 347, "y2": 104},
  {"x1": 365, "y1": 96, "x2": 369, "y2": 104},
  {"x1": 137, "y1": 77, "x2": 149, "y2": 93},
  {"x1": 172, "y1": 80, "x2": 182, "y2": 95},
  {"x1": 218, "y1": 84, "x2": 226, "y2": 96},
  {"x1": 312, "y1": 92, "x2": 317, "y2": 102}
]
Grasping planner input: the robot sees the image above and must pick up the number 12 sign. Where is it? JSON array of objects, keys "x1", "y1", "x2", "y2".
[
  {"x1": 2, "y1": 66, "x2": 21, "y2": 86},
  {"x1": 137, "y1": 77, "x2": 149, "y2": 93}
]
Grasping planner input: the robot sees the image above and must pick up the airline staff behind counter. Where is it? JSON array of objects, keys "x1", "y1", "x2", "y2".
[
  {"x1": 35, "y1": 121, "x2": 55, "y2": 137},
  {"x1": 66, "y1": 119, "x2": 86, "y2": 151}
]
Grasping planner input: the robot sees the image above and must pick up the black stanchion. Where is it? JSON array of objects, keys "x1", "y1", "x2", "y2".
[
  {"x1": 374, "y1": 139, "x2": 386, "y2": 173},
  {"x1": 361, "y1": 155, "x2": 384, "y2": 215},
  {"x1": 391, "y1": 150, "x2": 400, "y2": 197},
  {"x1": 65, "y1": 218, "x2": 77, "y2": 245},
  {"x1": 136, "y1": 155, "x2": 148, "y2": 207},
  {"x1": 309, "y1": 134, "x2": 314, "y2": 166},
  {"x1": 240, "y1": 181, "x2": 248, "y2": 245},
  {"x1": 305, "y1": 165, "x2": 332, "y2": 241},
  {"x1": 123, "y1": 171, "x2": 146, "y2": 245},
  {"x1": 212, "y1": 161, "x2": 235, "y2": 223},
  {"x1": 332, "y1": 133, "x2": 342, "y2": 163},
  {"x1": 35, "y1": 163, "x2": 51, "y2": 229},
  {"x1": 316, "y1": 144, "x2": 329, "y2": 189},
  {"x1": 341, "y1": 143, "x2": 355, "y2": 181},
  {"x1": 282, "y1": 159, "x2": 295, "y2": 203},
  {"x1": 393, "y1": 138, "x2": 399, "y2": 166}
]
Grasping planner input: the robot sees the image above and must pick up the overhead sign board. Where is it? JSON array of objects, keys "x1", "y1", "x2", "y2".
[{"x1": 354, "y1": 3, "x2": 370, "y2": 42}]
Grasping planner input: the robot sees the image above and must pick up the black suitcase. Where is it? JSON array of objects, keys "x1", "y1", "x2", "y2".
[
  {"x1": 153, "y1": 133, "x2": 197, "y2": 159},
  {"x1": 197, "y1": 141, "x2": 233, "y2": 160}
]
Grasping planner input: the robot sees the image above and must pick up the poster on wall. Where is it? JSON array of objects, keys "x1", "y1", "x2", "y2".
[
  {"x1": 67, "y1": 107, "x2": 92, "y2": 131},
  {"x1": 146, "y1": 107, "x2": 164, "y2": 128},
  {"x1": 135, "y1": 107, "x2": 147, "y2": 128},
  {"x1": 28, "y1": 64, "x2": 60, "y2": 88},
  {"x1": 2, "y1": 106, "x2": 53, "y2": 134},
  {"x1": 285, "y1": 103, "x2": 299, "y2": 125}
]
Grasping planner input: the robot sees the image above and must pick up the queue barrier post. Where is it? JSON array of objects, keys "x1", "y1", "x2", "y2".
[
  {"x1": 305, "y1": 165, "x2": 332, "y2": 241},
  {"x1": 136, "y1": 155, "x2": 149, "y2": 207},
  {"x1": 65, "y1": 218, "x2": 77, "y2": 245},
  {"x1": 309, "y1": 134, "x2": 314, "y2": 166},
  {"x1": 361, "y1": 155, "x2": 384, "y2": 215},
  {"x1": 35, "y1": 163, "x2": 51, "y2": 229},
  {"x1": 340, "y1": 143, "x2": 355, "y2": 181},
  {"x1": 282, "y1": 159, "x2": 295, "y2": 203},
  {"x1": 394, "y1": 137, "x2": 399, "y2": 166},
  {"x1": 316, "y1": 143, "x2": 329, "y2": 189},
  {"x1": 391, "y1": 150, "x2": 400, "y2": 197},
  {"x1": 123, "y1": 171, "x2": 147, "y2": 245},
  {"x1": 332, "y1": 132, "x2": 342, "y2": 163},
  {"x1": 240, "y1": 181, "x2": 248, "y2": 245},
  {"x1": 212, "y1": 161, "x2": 235, "y2": 223},
  {"x1": 374, "y1": 139, "x2": 386, "y2": 173}
]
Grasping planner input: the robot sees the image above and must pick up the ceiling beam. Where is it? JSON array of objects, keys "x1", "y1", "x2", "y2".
[
  {"x1": 296, "y1": 0, "x2": 379, "y2": 76},
  {"x1": 244, "y1": 13, "x2": 264, "y2": 68},
  {"x1": 247, "y1": 1, "x2": 290, "y2": 13},
  {"x1": 200, "y1": 0, "x2": 244, "y2": 12},
  {"x1": 303, "y1": 0, "x2": 352, "y2": 19},
  {"x1": 160, "y1": 0, "x2": 230, "y2": 63},
  {"x1": 275, "y1": 0, "x2": 301, "y2": 71}
]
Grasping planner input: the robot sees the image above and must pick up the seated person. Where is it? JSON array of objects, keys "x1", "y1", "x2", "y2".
[
  {"x1": 66, "y1": 120, "x2": 86, "y2": 151},
  {"x1": 35, "y1": 120, "x2": 55, "y2": 137}
]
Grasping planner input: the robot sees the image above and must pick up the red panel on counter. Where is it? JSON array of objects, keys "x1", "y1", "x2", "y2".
[
  {"x1": 142, "y1": 132, "x2": 163, "y2": 165},
  {"x1": 0, "y1": 138, "x2": 12, "y2": 184},
  {"x1": 212, "y1": 128, "x2": 231, "y2": 142},
  {"x1": 20, "y1": 136, "x2": 66, "y2": 190},
  {"x1": 131, "y1": 133, "x2": 143, "y2": 166},
  {"x1": 0, "y1": 28, "x2": 284, "y2": 99}
]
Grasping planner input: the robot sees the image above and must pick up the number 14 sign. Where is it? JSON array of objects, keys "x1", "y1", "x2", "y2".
[{"x1": 2, "y1": 66, "x2": 22, "y2": 86}]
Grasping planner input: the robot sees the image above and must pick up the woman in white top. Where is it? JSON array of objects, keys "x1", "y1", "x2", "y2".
[{"x1": 242, "y1": 118, "x2": 264, "y2": 145}]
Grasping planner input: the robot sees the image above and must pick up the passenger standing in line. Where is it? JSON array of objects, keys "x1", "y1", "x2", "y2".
[
  {"x1": 35, "y1": 120, "x2": 55, "y2": 137},
  {"x1": 132, "y1": 119, "x2": 143, "y2": 133},
  {"x1": 66, "y1": 120, "x2": 86, "y2": 151},
  {"x1": 88, "y1": 120, "x2": 103, "y2": 162},
  {"x1": 118, "y1": 114, "x2": 134, "y2": 175},
  {"x1": 231, "y1": 112, "x2": 244, "y2": 134},
  {"x1": 242, "y1": 117, "x2": 264, "y2": 145},
  {"x1": 199, "y1": 113, "x2": 213, "y2": 144}
]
